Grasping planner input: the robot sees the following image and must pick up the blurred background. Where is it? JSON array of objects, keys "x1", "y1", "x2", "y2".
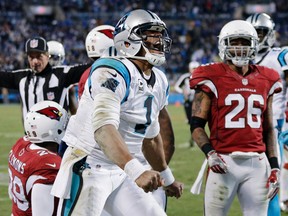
[{"x1": 0, "y1": 0, "x2": 287, "y2": 103}]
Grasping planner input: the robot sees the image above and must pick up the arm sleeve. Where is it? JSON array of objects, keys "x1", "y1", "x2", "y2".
[
  {"x1": 65, "y1": 63, "x2": 92, "y2": 85},
  {"x1": 32, "y1": 184, "x2": 56, "y2": 216},
  {"x1": 174, "y1": 73, "x2": 190, "y2": 94},
  {"x1": 0, "y1": 71, "x2": 21, "y2": 89}
]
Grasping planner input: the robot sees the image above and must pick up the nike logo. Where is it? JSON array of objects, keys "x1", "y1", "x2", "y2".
[
  {"x1": 46, "y1": 163, "x2": 56, "y2": 168},
  {"x1": 259, "y1": 157, "x2": 264, "y2": 161},
  {"x1": 107, "y1": 71, "x2": 117, "y2": 77}
]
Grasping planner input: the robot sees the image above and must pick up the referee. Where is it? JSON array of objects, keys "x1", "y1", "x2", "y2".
[{"x1": 0, "y1": 36, "x2": 91, "y2": 123}]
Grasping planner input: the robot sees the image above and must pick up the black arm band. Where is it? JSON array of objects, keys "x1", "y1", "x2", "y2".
[
  {"x1": 201, "y1": 143, "x2": 215, "y2": 156},
  {"x1": 268, "y1": 157, "x2": 280, "y2": 169},
  {"x1": 190, "y1": 116, "x2": 207, "y2": 133}
]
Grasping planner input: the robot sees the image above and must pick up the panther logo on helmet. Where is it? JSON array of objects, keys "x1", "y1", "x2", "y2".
[{"x1": 36, "y1": 107, "x2": 63, "y2": 121}]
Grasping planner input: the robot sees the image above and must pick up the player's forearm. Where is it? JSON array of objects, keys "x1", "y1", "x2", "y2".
[
  {"x1": 94, "y1": 124, "x2": 133, "y2": 169},
  {"x1": 159, "y1": 107, "x2": 175, "y2": 164},
  {"x1": 192, "y1": 127, "x2": 210, "y2": 149},
  {"x1": 264, "y1": 129, "x2": 278, "y2": 158},
  {"x1": 263, "y1": 96, "x2": 278, "y2": 158},
  {"x1": 191, "y1": 89, "x2": 212, "y2": 155},
  {"x1": 142, "y1": 135, "x2": 167, "y2": 172}
]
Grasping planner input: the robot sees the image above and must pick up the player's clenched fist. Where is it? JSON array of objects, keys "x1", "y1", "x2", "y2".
[
  {"x1": 266, "y1": 168, "x2": 280, "y2": 200},
  {"x1": 124, "y1": 158, "x2": 163, "y2": 192},
  {"x1": 164, "y1": 181, "x2": 184, "y2": 199},
  {"x1": 135, "y1": 170, "x2": 163, "y2": 193},
  {"x1": 207, "y1": 150, "x2": 228, "y2": 174}
]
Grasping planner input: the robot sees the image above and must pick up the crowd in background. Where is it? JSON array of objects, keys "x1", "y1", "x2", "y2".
[{"x1": 0, "y1": 0, "x2": 288, "y2": 102}]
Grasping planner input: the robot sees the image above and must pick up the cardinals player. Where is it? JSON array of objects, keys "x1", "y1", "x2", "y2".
[
  {"x1": 78, "y1": 25, "x2": 115, "y2": 99},
  {"x1": 190, "y1": 20, "x2": 282, "y2": 215},
  {"x1": 8, "y1": 101, "x2": 68, "y2": 216}
]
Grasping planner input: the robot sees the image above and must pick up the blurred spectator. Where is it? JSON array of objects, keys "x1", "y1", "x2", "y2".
[{"x1": 1, "y1": 0, "x2": 288, "y2": 102}]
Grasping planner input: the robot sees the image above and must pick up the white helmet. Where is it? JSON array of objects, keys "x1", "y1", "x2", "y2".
[
  {"x1": 47, "y1": 40, "x2": 65, "y2": 66},
  {"x1": 188, "y1": 61, "x2": 200, "y2": 71},
  {"x1": 85, "y1": 25, "x2": 115, "y2": 58},
  {"x1": 218, "y1": 20, "x2": 259, "y2": 67},
  {"x1": 246, "y1": 13, "x2": 275, "y2": 52},
  {"x1": 24, "y1": 101, "x2": 68, "y2": 144},
  {"x1": 114, "y1": 9, "x2": 172, "y2": 66}
]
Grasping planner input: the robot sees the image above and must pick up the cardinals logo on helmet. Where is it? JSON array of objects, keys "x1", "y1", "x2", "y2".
[
  {"x1": 36, "y1": 107, "x2": 62, "y2": 121},
  {"x1": 99, "y1": 29, "x2": 114, "y2": 39}
]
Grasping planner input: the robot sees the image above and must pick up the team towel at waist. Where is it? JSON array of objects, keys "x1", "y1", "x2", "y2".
[{"x1": 51, "y1": 146, "x2": 87, "y2": 199}]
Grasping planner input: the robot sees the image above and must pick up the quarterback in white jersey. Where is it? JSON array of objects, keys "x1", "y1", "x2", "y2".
[
  {"x1": 59, "y1": 27, "x2": 174, "y2": 213},
  {"x1": 247, "y1": 12, "x2": 288, "y2": 215},
  {"x1": 52, "y1": 9, "x2": 183, "y2": 216},
  {"x1": 255, "y1": 46, "x2": 288, "y2": 138}
]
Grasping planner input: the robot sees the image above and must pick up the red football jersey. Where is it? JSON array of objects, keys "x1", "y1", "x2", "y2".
[
  {"x1": 190, "y1": 62, "x2": 282, "y2": 153},
  {"x1": 78, "y1": 66, "x2": 91, "y2": 100},
  {"x1": 8, "y1": 137, "x2": 61, "y2": 216}
]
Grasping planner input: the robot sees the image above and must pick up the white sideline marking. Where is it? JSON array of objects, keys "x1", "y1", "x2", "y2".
[
  {"x1": 0, "y1": 173, "x2": 9, "y2": 186},
  {"x1": 0, "y1": 197, "x2": 10, "y2": 201},
  {"x1": 177, "y1": 142, "x2": 198, "y2": 151},
  {"x1": 0, "y1": 132, "x2": 23, "y2": 138}
]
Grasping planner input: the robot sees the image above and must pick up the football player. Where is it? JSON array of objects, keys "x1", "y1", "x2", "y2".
[
  {"x1": 8, "y1": 101, "x2": 68, "y2": 215},
  {"x1": 47, "y1": 40, "x2": 65, "y2": 66},
  {"x1": 52, "y1": 9, "x2": 183, "y2": 215},
  {"x1": 174, "y1": 61, "x2": 200, "y2": 147},
  {"x1": 47, "y1": 40, "x2": 78, "y2": 115},
  {"x1": 190, "y1": 20, "x2": 281, "y2": 215},
  {"x1": 60, "y1": 24, "x2": 176, "y2": 213},
  {"x1": 246, "y1": 13, "x2": 288, "y2": 215}
]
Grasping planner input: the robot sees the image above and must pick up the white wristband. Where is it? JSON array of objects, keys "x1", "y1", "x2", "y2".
[
  {"x1": 124, "y1": 159, "x2": 146, "y2": 181},
  {"x1": 160, "y1": 166, "x2": 175, "y2": 186}
]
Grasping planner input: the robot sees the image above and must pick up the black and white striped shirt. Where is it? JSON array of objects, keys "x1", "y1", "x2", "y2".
[{"x1": 0, "y1": 63, "x2": 91, "y2": 120}]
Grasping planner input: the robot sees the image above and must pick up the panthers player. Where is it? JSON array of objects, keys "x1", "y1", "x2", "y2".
[
  {"x1": 8, "y1": 101, "x2": 68, "y2": 216},
  {"x1": 52, "y1": 9, "x2": 183, "y2": 215},
  {"x1": 60, "y1": 25, "x2": 175, "y2": 213},
  {"x1": 246, "y1": 13, "x2": 288, "y2": 215},
  {"x1": 190, "y1": 20, "x2": 281, "y2": 216},
  {"x1": 47, "y1": 40, "x2": 78, "y2": 115}
]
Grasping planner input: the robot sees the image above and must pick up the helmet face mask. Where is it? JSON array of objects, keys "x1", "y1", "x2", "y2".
[
  {"x1": 140, "y1": 31, "x2": 172, "y2": 54},
  {"x1": 218, "y1": 20, "x2": 259, "y2": 67},
  {"x1": 246, "y1": 13, "x2": 275, "y2": 52},
  {"x1": 24, "y1": 101, "x2": 69, "y2": 145},
  {"x1": 114, "y1": 9, "x2": 172, "y2": 66},
  {"x1": 47, "y1": 41, "x2": 65, "y2": 66}
]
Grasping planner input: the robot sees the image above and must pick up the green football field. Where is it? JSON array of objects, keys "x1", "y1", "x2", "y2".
[{"x1": 0, "y1": 104, "x2": 287, "y2": 215}]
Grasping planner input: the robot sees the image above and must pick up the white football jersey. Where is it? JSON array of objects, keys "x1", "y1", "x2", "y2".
[
  {"x1": 255, "y1": 47, "x2": 288, "y2": 123},
  {"x1": 64, "y1": 57, "x2": 169, "y2": 165}
]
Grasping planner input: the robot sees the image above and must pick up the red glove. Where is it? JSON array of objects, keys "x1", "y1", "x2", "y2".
[
  {"x1": 207, "y1": 150, "x2": 228, "y2": 174},
  {"x1": 266, "y1": 168, "x2": 280, "y2": 200}
]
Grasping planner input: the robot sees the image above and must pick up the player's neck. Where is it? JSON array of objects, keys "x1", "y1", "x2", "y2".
[
  {"x1": 228, "y1": 63, "x2": 250, "y2": 76},
  {"x1": 131, "y1": 59, "x2": 153, "y2": 76},
  {"x1": 36, "y1": 142, "x2": 59, "y2": 153}
]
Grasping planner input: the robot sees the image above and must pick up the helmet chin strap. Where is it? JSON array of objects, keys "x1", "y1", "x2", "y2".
[
  {"x1": 142, "y1": 45, "x2": 166, "y2": 66},
  {"x1": 126, "y1": 51, "x2": 166, "y2": 67},
  {"x1": 123, "y1": 44, "x2": 166, "y2": 66}
]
